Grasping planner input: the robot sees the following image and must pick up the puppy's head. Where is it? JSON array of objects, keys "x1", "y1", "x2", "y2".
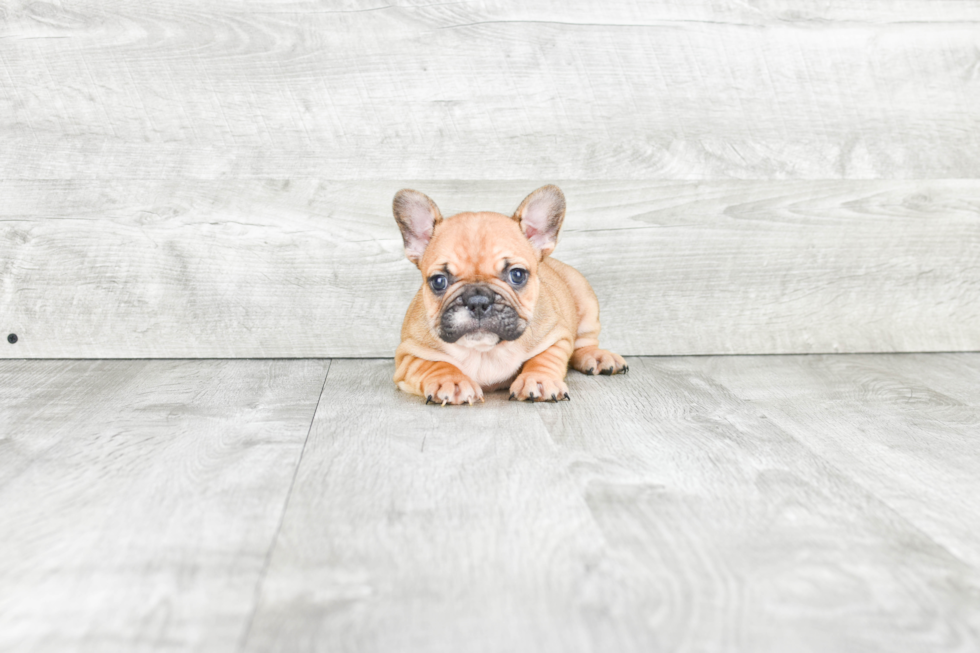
[{"x1": 393, "y1": 185, "x2": 565, "y2": 351}]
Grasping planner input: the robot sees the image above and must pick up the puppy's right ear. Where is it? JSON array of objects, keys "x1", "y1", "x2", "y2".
[{"x1": 393, "y1": 189, "x2": 443, "y2": 267}]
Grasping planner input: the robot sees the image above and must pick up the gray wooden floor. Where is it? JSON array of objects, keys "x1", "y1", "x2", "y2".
[{"x1": 2, "y1": 355, "x2": 979, "y2": 652}]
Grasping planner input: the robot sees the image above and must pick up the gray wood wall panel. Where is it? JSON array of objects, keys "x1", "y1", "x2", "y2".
[
  {"x1": 2, "y1": 2, "x2": 979, "y2": 180},
  {"x1": 2, "y1": 2, "x2": 979, "y2": 357},
  {"x1": 2, "y1": 179, "x2": 977, "y2": 358},
  {"x1": 0, "y1": 359, "x2": 329, "y2": 653}
]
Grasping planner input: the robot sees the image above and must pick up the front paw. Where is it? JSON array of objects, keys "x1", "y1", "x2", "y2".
[
  {"x1": 422, "y1": 372, "x2": 484, "y2": 406},
  {"x1": 509, "y1": 373, "x2": 569, "y2": 402},
  {"x1": 571, "y1": 347, "x2": 628, "y2": 376}
]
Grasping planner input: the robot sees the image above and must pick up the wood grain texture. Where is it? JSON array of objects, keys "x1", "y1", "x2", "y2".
[
  {"x1": 244, "y1": 359, "x2": 610, "y2": 653},
  {"x1": 1, "y1": 1, "x2": 979, "y2": 180},
  {"x1": 2, "y1": 179, "x2": 977, "y2": 358},
  {"x1": 0, "y1": 359, "x2": 329, "y2": 653},
  {"x1": 698, "y1": 353, "x2": 980, "y2": 567},
  {"x1": 244, "y1": 356, "x2": 980, "y2": 653}
]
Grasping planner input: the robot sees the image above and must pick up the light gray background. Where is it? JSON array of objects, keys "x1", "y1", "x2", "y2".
[{"x1": 2, "y1": 0, "x2": 978, "y2": 357}]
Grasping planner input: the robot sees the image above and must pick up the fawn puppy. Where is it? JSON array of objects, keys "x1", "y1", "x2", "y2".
[{"x1": 393, "y1": 185, "x2": 626, "y2": 405}]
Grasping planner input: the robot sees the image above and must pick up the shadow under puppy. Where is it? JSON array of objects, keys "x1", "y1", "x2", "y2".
[{"x1": 393, "y1": 185, "x2": 627, "y2": 405}]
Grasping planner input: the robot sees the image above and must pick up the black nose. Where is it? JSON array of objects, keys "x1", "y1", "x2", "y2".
[{"x1": 463, "y1": 287, "x2": 494, "y2": 318}]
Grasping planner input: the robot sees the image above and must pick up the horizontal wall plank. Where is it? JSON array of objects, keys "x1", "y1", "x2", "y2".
[
  {"x1": 1, "y1": 179, "x2": 977, "y2": 357},
  {"x1": 1, "y1": 3, "x2": 979, "y2": 179},
  {"x1": 24, "y1": 1, "x2": 980, "y2": 21}
]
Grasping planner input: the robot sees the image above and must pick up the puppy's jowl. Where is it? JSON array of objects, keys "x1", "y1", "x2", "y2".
[{"x1": 393, "y1": 185, "x2": 627, "y2": 405}]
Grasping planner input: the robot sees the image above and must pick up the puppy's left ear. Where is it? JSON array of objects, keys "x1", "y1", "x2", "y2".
[
  {"x1": 393, "y1": 189, "x2": 443, "y2": 267},
  {"x1": 513, "y1": 185, "x2": 565, "y2": 259}
]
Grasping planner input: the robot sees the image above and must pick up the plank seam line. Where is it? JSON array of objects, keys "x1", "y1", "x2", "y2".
[
  {"x1": 1, "y1": 352, "x2": 978, "y2": 362},
  {"x1": 235, "y1": 358, "x2": 332, "y2": 653}
]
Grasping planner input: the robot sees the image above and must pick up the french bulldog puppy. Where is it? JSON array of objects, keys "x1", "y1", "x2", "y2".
[{"x1": 392, "y1": 185, "x2": 627, "y2": 405}]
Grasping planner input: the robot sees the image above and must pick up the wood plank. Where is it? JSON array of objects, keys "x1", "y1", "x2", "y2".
[
  {"x1": 0, "y1": 359, "x2": 329, "y2": 653},
  {"x1": 245, "y1": 358, "x2": 618, "y2": 652},
  {"x1": 2, "y1": 3, "x2": 979, "y2": 179},
  {"x1": 2, "y1": 179, "x2": 978, "y2": 358},
  {"x1": 244, "y1": 357, "x2": 980, "y2": 653},
  {"x1": 696, "y1": 353, "x2": 980, "y2": 567},
  {"x1": 546, "y1": 356, "x2": 980, "y2": 651},
  {"x1": 0, "y1": 360, "x2": 143, "y2": 489}
]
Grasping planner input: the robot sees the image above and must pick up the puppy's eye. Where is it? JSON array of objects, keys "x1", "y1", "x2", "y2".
[
  {"x1": 508, "y1": 268, "x2": 528, "y2": 287},
  {"x1": 429, "y1": 274, "x2": 449, "y2": 293}
]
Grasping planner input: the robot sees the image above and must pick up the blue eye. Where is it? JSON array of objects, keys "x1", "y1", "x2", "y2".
[
  {"x1": 508, "y1": 268, "x2": 528, "y2": 286},
  {"x1": 429, "y1": 274, "x2": 448, "y2": 292}
]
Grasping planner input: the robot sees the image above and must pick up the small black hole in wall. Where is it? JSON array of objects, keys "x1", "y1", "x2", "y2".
[{"x1": 7, "y1": 334, "x2": 17, "y2": 344}]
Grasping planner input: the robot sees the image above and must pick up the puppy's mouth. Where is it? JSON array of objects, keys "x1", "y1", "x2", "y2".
[
  {"x1": 438, "y1": 284, "x2": 527, "y2": 346},
  {"x1": 457, "y1": 331, "x2": 501, "y2": 352}
]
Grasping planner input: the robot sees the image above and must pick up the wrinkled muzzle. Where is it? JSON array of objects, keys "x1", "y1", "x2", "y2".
[{"x1": 438, "y1": 284, "x2": 527, "y2": 343}]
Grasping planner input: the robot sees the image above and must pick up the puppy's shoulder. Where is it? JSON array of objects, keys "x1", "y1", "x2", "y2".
[{"x1": 540, "y1": 257, "x2": 597, "y2": 307}]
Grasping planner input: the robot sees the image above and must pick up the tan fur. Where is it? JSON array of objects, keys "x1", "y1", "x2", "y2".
[{"x1": 393, "y1": 187, "x2": 626, "y2": 405}]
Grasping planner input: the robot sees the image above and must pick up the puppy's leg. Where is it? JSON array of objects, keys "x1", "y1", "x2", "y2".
[
  {"x1": 567, "y1": 299, "x2": 628, "y2": 375},
  {"x1": 571, "y1": 345, "x2": 628, "y2": 376},
  {"x1": 510, "y1": 342, "x2": 572, "y2": 402},
  {"x1": 394, "y1": 353, "x2": 483, "y2": 405}
]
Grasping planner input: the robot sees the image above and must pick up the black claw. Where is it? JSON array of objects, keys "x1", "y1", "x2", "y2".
[
  {"x1": 600, "y1": 367, "x2": 613, "y2": 375},
  {"x1": 525, "y1": 393, "x2": 535, "y2": 402},
  {"x1": 551, "y1": 393, "x2": 558, "y2": 402},
  {"x1": 426, "y1": 395, "x2": 434, "y2": 405},
  {"x1": 563, "y1": 392, "x2": 571, "y2": 401},
  {"x1": 509, "y1": 392, "x2": 516, "y2": 401},
  {"x1": 587, "y1": 367, "x2": 594, "y2": 375},
  {"x1": 623, "y1": 365, "x2": 629, "y2": 374}
]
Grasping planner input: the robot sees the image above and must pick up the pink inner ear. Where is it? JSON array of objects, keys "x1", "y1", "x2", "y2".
[
  {"x1": 406, "y1": 228, "x2": 432, "y2": 261},
  {"x1": 415, "y1": 222, "x2": 433, "y2": 242},
  {"x1": 524, "y1": 225, "x2": 540, "y2": 240}
]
